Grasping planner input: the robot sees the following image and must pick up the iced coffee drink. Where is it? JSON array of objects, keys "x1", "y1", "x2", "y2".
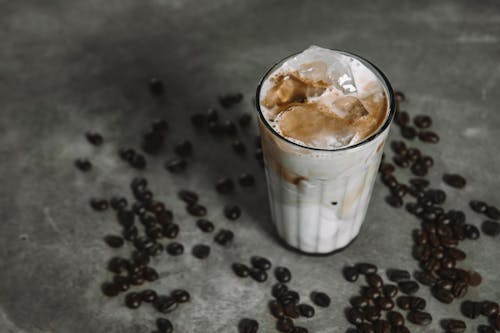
[{"x1": 256, "y1": 46, "x2": 394, "y2": 253}]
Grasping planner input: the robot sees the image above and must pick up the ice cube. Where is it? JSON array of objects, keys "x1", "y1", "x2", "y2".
[
  {"x1": 329, "y1": 57, "x2": 357, "y2": 94},
  {"x1": 331, "y1": 96, "x2": 368, "y2": 121},
  {"x1": 298, "y1": 61, "x2": 331, "y2": 83}
]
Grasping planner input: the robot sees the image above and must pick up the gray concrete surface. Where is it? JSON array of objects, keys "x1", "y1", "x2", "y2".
[{"x1": 1, "y1": 0, "x2": 499, "y2": 332}]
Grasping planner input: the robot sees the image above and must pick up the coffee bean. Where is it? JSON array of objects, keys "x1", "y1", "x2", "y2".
[
  {"x1": 214, "y1": 229, "x2": 234, "y2": 246},
  {"x1": 272, "y1": 283, "x2": 288, "y2": 298},
  {"x1": 394, "y1": 91, "x2": 406, "y2": 102},
  {"x1": 131, "y1": 250, "x2": 149, "y2": 266},
  {"x1": 343, "y1": 266, "x2": 359, "y2": 282},
  {"x1": 464, "y1": 224, "x2": 480, "y2": 240},
  {"x1": 251, "y1": 256, "x2": 272, "y2": 270},
  {"x1": 276, "y1": 317, "x2": 294, "y2": 332},
  {"x1": 468, "y1": 270, "x2": 482, "y2": 286},
  {"x1": 297, "y1": 303, "x2": 315, "y2": 318},
  {"x1": 132, "y1": 201, "x2": 147, "y2": 216},
  {"x1": 481, "y1": 301, "x2": 500, "y2": 316},
  {"x1": 443, "y1": 174, "x2": 466, "y2": 189},
  {"x1": 393, "y1": 155, "x2": 410, "y2": 168},
  {"x1": 409, "y1": 177, "x2": 429, "y2": 188},
  {"x1": 478, "y1": 325, "x2": 495, "y2": 333},
  {"x1": 216, "y1": 178, "x2": 235, "y2": 194},
  {"x1": 391, "y1": 184, "x2": 408, "y2": 198},
  {"x1": 379, "y1": 162, "x2": 395, "y2": 174},
  {"x1": 274, "y1": 267, "x2": 291, "y2": 283},
  {"x1": 156, "y1": 318, "x2": 173, "y2": 333},
  {"x1": 401, "y1": 126, "x2": 417, "y2": 140},
  {"x1": 461, "y1": 300, "x2": 482, "y2": 318},
  {"x1": 364, "y1": 305, "x2": 381, "y2": 322},
  {"x1": 283, "y1": 302, "x2": 300, "y2": 318},
  {"x1": 407, "y1": 310, "x2": 432, "y2": 325},
  {"x1": 90, "y1": 198, "x2": 108, "y2": 211},
  {"x1": 119, "y1": 147, "x2": 135, "y2": 161},
  {"x1": 187, "y1": 203, "x2": 207, "y2": 217},
  {"x1": 418, "y1": 131, "x2": 439, "y2": 143},
  {"x1": 163, "y1": 223, "x2": 179, "y2": 238},
  {"x1": 196, "y1": 219, "x2": 214, "y2": 233},
  {"x1": 113, "y1": 275, "x2": 130, "y2": 292},
  {"x1": 192, "y1": 244, "x2": 210, "y2": 259},
  {"x1": 347, "y1": 307, "x2": 364, "y2": 325},
  {"x1": 125, "y1": 292, "x2": 142, "y2": 309},
  {"x1": 433, "y1": 285, "x2": 454, "y2": 304},
  {"x1": 142, "y1": 130, "x2": 164, "y2": 154},
  {"x1": 75, "y1": 158, "x2": 92, "y2": 171},
  {"x1": 85, "y1": 131, "x2": 103, "y2": 146},
  {"x1": 350, "y1": 296, "x2": 370, "y2": 309},
  {"x1": 311, "y1": 291, "x2": 330, "y2": 307},
  {"x1": 391, "y1": 141, "x2": 407, "y2": 155},
  {"x1": 239, "y1": 173, "x2": 255, "y2": 187},
  {"x1": 232, "y1": 263, "x2": 250, "y2": 278},
  {"x1": 357, "y1": 322, "x2": 376, "y2": 333},
  {"x1": 411, "y1": 161, "x2": 428, "y2": 177},
  {"x1": 490, "y1": 315, "x2": 500, "y2": 330},
  {"x1": 178, "y1": 190, "x2": 198, "y2": 205},
  {"x1": 387, "y1": 269, "x2": 410, "y2": 282},
  {"x1": 104, "y1": 235, "x2": 124, "y2": 248},
  {"x1": 356, "y1": 263, "x2": 377, "y2": 275},
  {"x1": 166, "y1": 242, "x2": 184, "y2": 256},
  {"x1": 219, "y1": 93, "x2": 243, "y2": 108},
  {"x1": 413, "y1": 115, "x2": 432, "y2": 128},
  {"x1": 486, "y1": 206, "x2": 500, "y2": 220},
  {"x1": 414, "y1": 270, "x2": 437, "y2": 286},
  {"x1": 174, "y1": 140, "x2": 192, "y2": 157},
  {"x1": 376, "y1": 298, "x2": 395, "y2": 311},
  {"x1": 363, "y1": 287, "x2": 382, "y2": 300},
  {"x1": 395, "y1": 110, "x2": 410, "y2": 126},
  {"x1": 442, "y1": 319, "x2": 466, "y2": 333},
  {"x1": 101, "y1": 282, "x2": 119, "y2": 297},
  {"x1": 238, "y1": 318, "x2": 258, "y2": 333},
  {"x1": 222, "y1": 120, "x2": 238, "y2": 136},
  {"x1": 249, "y1": 268, "x2": 267, "y2": 282},
  {"x1": 451, "y1": 281, "x2": 468, "y2": 298},
  {"x1": 238, "y1": 113, "x2": 252, "y2": 128},
  {"x1": 107, "y1": 257, "x2": 128, "y2": 274},
  {"x1": 387, "y1": 311, "x2": 405, "y2": 326},
  {"x1": 148, "y1": 78, "x2": 164, "y2": 95},
  {"x1": 154, "y1": 295, "x2": 177, "y2": 313},
  {"x1": 382, "y1": 284, "x2": 398, "y2": 298},
  {"x1": 269, "y1": 300, "x2": 285, "y2": 318},
  {"x1": 407, "y1": 148, "x2": 421, "y2": 161},
  {"x1": 171, "y1": 289, "x2": 190, "y2": 303},
  {"x1": 469, "y1": 200, "x2": 487, "y2": 213},
  {"x1": 398, "y1": 281, "x2": 419, "y2": 295},
  {"x1": 224, "y1": 204, "x2": 241, "y2": 220},
  {"x1": 366, "y1": 274, "x2": 383, "y2": 288},
  {"x1": 482, "y1": 220, "x2": 500, "y2": 236},
  {"x1": 396, "y1": 296, "x2": 411, "y2": 310},
  {"x1": 165, "y1": 158, "x2": 187, "y2": 173},
  {"x1": 279, "y1": 290, "x2": 300, "y2": 305},
  {"x1": 143, "y1": 267, "x2": 159, "y2": 281},
  {"x1": 373, "y1": 320, "x2": 391, "y2": 333},
  {"x1": 140, "y1": 289, "x2": 157, "y2": 303},
  {"x1": 385, "y1": 195, "x2": 403, "y2": 208},
  {"x1": 232, "y1": 140, "x2": 246, "y2": 154}
]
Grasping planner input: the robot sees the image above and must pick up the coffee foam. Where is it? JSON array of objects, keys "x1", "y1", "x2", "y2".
[{"x1": 260, "y1": 46, "x2": 388, "y2": 149}]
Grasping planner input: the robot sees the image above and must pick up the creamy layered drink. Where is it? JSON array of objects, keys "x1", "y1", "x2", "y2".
[{"x1": 256, "y1": 46, "x2": 394, "y2": 253}]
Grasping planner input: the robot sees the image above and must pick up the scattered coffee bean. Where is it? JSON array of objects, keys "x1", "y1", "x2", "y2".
[
  {"x1": 144, "y1": 267, "x2": 159, "y2": 281},
  {"x1": 276, "y1": 317, "x2": 294, "y2": 332},
  {"x1": 269, "y1": 300, "x2": 285, "y2": 318},
  {"x1": 219, "y1": 93, "x2": 243, "y2": 108},
  {"x1": 356, "y1": 263, "x2": 378, "y2": 275},
  {"x1": 482, "y1": 220, "x2": 500, "y2": 236},
  {"x1": 395, "y1": 91, "x2": 406, "y2": 102},
  {"x1": 297, "y1": 303, "x2": 315, "y2": 318},
  {"x1": 103, "y1": 235, "x2": 124, "y2": 248},
  {"x1": 101, "y1": 282, "x2": 119, "y2": 297},
  {"x1": 154, "y1": 295, "x2": 177, "y2": 313},
  {"x1": 387, "y1": 311, "x2": 405, "y2": 327},
  {"x1": 377, "y1": 297, "x2": 395, "y2": 311},
  {"x1": 224, "y1": 204, "x2": 241, "y2": 220},
  {"x1": 251, "y1": 256, "x2": 272, "y2": 270},
  {"x1": 279, "y1": 290, "x2": 300, "y2": 305},
  {"x1": 347, "y1": 307, "x2": 364, "y2": 325},
  {"x1": 238, "y1": 318, "x2": 258, "y2": 333},
  {"x1": 107, "y1": 257, "x2": 128, "y2": 274},
  {"x1": 373, "y1": 320, "x2": 391, "y2": 332},
  {"x1": 249, "y1": 268, "x2": 267, "y2": 282},
  {"x1": 414, "y1": 271, "x2": 437, "y2": 286},
  {"x1": 418, "y1": 130, "x2": 439, "y2": 143},
  {"x1": 478, "y1": 325, "x2": 495, "y2": 333},
  {"x1": 391, "y1": 140, "x2": 407, "y2": 155},
  {"x1": 380, "y1": 162, "x2": 395, "y2": 174},
  {"x1": 486, "y1": 206, "x2": 500, "y2": 220},
  {"x1": 113, "y1": 275, "x2": 130, "y2": 292},
  {"x1": 171, "y1": 289, "x2": 190, "y2": 303},
  {"x1": 464, "y1": 224, "x2": 480, "y2": 240},
  {"x1": 366, "y1": 274, "x2": 383, "y2": 288},
  {"x1": 214, "y1": 229, "x2": 234, "y2": 246},
  {"x1": 401, "y1": 126, "x2": 417, "y2": 140},
  {"x1": 125, "y1": 292, "x2": 142, "y2": 309},
  {"x1": 142, "y1": 129, "x2": 164, "y2": 154},
  {"x1": 387, "y1": 269, "x2": 411, "y2": 282},
  {"x1": 383, "y1": 284, "x2": 398, "y2": 298},
  {"x1": 238, "y1": 113, "x2": 252, "y2": 128},
  {"x1": 480, "y1": 301, "x2": 499, "y2": 316},
  {"x1": 343, "y1": 266, "x2": 359, "y2": 282},
  {"x1": 196, "y1": 219, "x2": 214, "y2": 233},
  {"x1": 413, "y1": 115, "x2": 432, "y2": 129},
  {"x1": 232, "y1": 263, "x2": 250, "y2": 277},
  {"x1": 222, "y1": 120, "x2": 238, "y2": 136},
  {"x1": 385, "y1": 195, "x2": 403, "y2": 208},
  {"x1": 174, "y1": 140, "x2": 192, "y2": 157},
  {"x1": 178, "y1": 190, "x2": 198, "y2": 205},
  {"x1": 274, "y1": 267, "x2": 291, "y2": 283},
  {"x1": 163, "y1": 223, "x2": 180, "y2": 238},
  {"x1": 216, "y1": 178, "x2": 235, "y2": 194},
  {"x1": 166, "y1": 242, "x2": 184, "y2": 256},
  {"x1": 461, "y1": 300, "x2": 482, "y2": 319},
  {"x1": 364, "y1": 305, "x2": 381, "y2": 322},
  {"x1": 192, "y1": 244, "x2": 210, "y2": 259},
  {"x1": 232, "y1": 140, "x2": 246, "y2": 154},
  {"x1": 398, "y1": 281, "x2": 419, "y2": 295},
  {"x1": 239, "y1": 173, "x2": 255, "y2": 187},
  {"x1": 140, "y1": 289, "x2": 158, "y2": 303},
  {"x1": 393, "y1": 155, "x2": 410, "y2": 168},
  {"x1": 490, "y1": 315, "x2": 500, "y2": 330},
  {"x1": 75, "y1": 158, "x2": 92, "y2": 171},
  {"x1": 156, "y1": 317, "x2": 173, "y2": 333},
  {"x1": 149, "y1": 78, "x2": 164, "y2": 95},
  {"x1": 407, "y1": 310, "x2": 432, "y2": 325},
  {"x1": 468, "y1": 270, "x2": 482, "y2": 286},
  {"x1": 272, "y1": 283, "x2": 288, "y2": 298},
  {"x1": 165, "y1": 158, "x2": 187, "y2": 173},
  {"x1": 90, "y1": 198, "x2": 108, "y2": 211},
  {"x1": 395, "y1": 110, "x2": 410, "y2": 126},
  {"x1": 442, "y1": 319, "x2": 466, "y2": 333},
  {"x1": 443, "y1": 174, "x2": 466, "y2": 189},
  {"x1": 283, "y1": 302, "x2": 299, "y2": 318},
  {"x1": 85, "y1": 132, "x2": 103, "y2": 146},
  {"x1": 311, "y1": 291, "x2": 331, "y2": 307},
  {"x1": 187, "y1": 203, "x2": 207, "y2": 217}
]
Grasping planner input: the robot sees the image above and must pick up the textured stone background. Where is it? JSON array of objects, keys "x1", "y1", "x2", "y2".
[{"x1": 0, "y1": 0, "x2": 499, "y2": 332}]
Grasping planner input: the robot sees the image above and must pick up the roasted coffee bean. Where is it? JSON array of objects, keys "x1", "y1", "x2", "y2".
[
  {"x1": 395, "y1": 91, "x2": 406, "y2": 102},
  {"x1": 408, "y1": 310, "x2": 432, "y2": 325},
  {"x1": 283, "y1": 302, "x2": 299, "y2": 318},
  {"x1": 125, "y1": 292, "x2": 142, "y2": 309},
  {"x1": 376, "y1": 298, "x2": 395, "y2": 311},
  {"x1": 433, "y1": 286, "x2": 454, "y2": 304},
  {"x1": 119, "y1": 147, "x2": 137, "y2": 162},
  {"x1": 107, "y1": 257, "x2": 128, "y2": 274},
  {"x1": 443, "y1": 174, "x2": 466, "y2": 189},
  {"x1": 142, "y1": 130, "x2": 164, "y2": 154},
  {"x1": 278, "y1": 290, "x2": 300, "y2": 305},
  {"x1": 350, "y1": 296, "x2": 370, "y2": 309},
  {"x1": 468, "y1": 270, "x2": 482, "y2": 286},
  {"x1": 90, "y1": 198, "x2": 108, "y2": 211},
  {"x1": 130, "y1": 153, "x2": 147, "y2": 169},
  {"x1": 187, "y1": 203, "x2": 207, "y2": 217},
  {"x1": 407, "y1": 148, "x2": 421, "y2": 161},
  {"x1": 470, "y1": 200, "x2": 488, "y2": 213},
  {"x1": 109, "y1": 197, "x2": 127, "y2": 210},
  {"x1": 406, "y1": 202, "x2": 424, "y2": 215},
  {"x1": 419, "y1": 130, "x2": 439, "y2": 143},
  {"x1": 297, "y1": 303, "x2": 315, "y2": 318},
  {"x1": 196, "y1": 219, "x2": 214, "y2": 233},
  {"x1": 490, "y1": 315, "x2": 500, "y2": 330},
  {"x1": 398, "y1": 281, "x2": 419, "y2": 295},
  {"x1": 178, "y1": 190, "x2": 198, "y2": 205},
  {"x1": 146, "y1": 226, "x2": 164, "y2": 239},
  {"x1": 113, "y1": 275, "x2": 130, "y2": 292},
  {"x1": 214, "y1": 229, "x2": 234, "y2": 246},
  {"x1": 401, "y1": 126, "x2": 417, "y2": 140},
  {"x1": 391, "y1": 184, "x2": 408, "y2": 198},
  {"x1": 219, "y1": 93, "x2": 243, "y2": 108},
  {"x1": 224, "y1": 204, "x2": 241, "y2": 220},
  {"x1": 480, "y1": 301, "x2": 500, "y2": 316},
  {"x1": 343, "y1": 266, "x2": 359, "y2": 282},
  {"x1": 101, "y1": 282, "x2": 119, "y2": 297},
  {"x1": 143, "y1": 267, "x2": 159, "y2": 281},
  {"x1": 451, "y1": 281, "x2": 468, "y2": 298},
  {"x1": 154, "y1": 295, "x2": 177, "y2": 313},
  {"x1": 166, "y1": 242, "x2": 184, "y2": 256},
  {"x1": 75, "y1": 158, "x2": 92, "y2": 171},
  {"x1": 347, "y1": 307, "x2": 364, "y2": 325},
  {"x1": 393, "y1": 155, "x2": 410, "y2": 168},
  {"x1": 386, "y1": 269, "x2": 410, "y2": 282},
  {"x1": 156, "y1": 317, "x2": 173, "y2": 333},
  {"x1": 162, "y1": 223, "x2": 179, "y2": 239},
  {"x1": 171, "y1": 289, "x2": 190, "y2": 303},
  {"x1": 239, "y1": 173, "x2": 255, "y2": 187},
  {"x1": 131, "y1": 250, "x2": 149, "y2": 266},
  {"x1": 373, "y1": 319, "x2": 391, "y2": 333},
  {"x1": 238, "y1": 113, "x2": 252, "y2": 128},
  {"x1": 364, "y1": 305, "x2": 381, "y2": 322},
  {"x1": 482, "y1": 220, "x2": 500, "y2": 236},
  {"x1": 276, "y1": 317, "x2": 294, "y2": 332},
  {"x1": 269, "y1": 300, "x2": 285, "y2": 318},
  {"x1": 486, "y1": 206, "x2": 500, "y2": 220},
  {"x1": 391, "y1": 141, "x2": 407, "y2": 155},
  {"x1": 396, "y1": 296, "x2": 411, "y2": 310},
  {"x1": 251, "y1": 256, "x2": 272, "y2": 270},
  {"x1": 222, "y1": 120, "x2": 238, "y2": 136},
  {"x1": 192, "y1": 244, "x2": 210, "y2": 259},
  {"x1": 232, "y1": 263, "x2": 250, "y2": 277},
  {"x1": 463, "y1": 224, "x2": 480, "y2": 240},
  {"x1": 441, "y1": 257, "x2": 456, "y2": 269},
  {"x1": 366, "y1": 274, "x2": 383, "y2": 288},
  {"x1": 381, "y1": 174, "x2": 398, "y2": 188},
  {"x1": 413, "y1": 115, "x2": 432, "y2": 128},
  {"x1": 442, "y1": 319, "x2": 466, "y2": 333},
  {"x1": 382, "y1": 284, "x2": 398, "y2": 298},
  {"x1": 357, "y1": 323, "x2": 375, "y2": 333},
  {"x1": 165, "y1": 158, "x2": 187, "y2": 173},
  {"x1": 104, "y1": 235, "x2": 124, "y2": 248},
  {"x1": 148, "y1": 78, "x2": 164, "y2": 95},
  {"x1": 174, "y1": 140, "x2": 192, "y2": 157},
  {"x1": 411, "y1": 161, "x2": 428, "y2": 177},
  {"x1": 447, "y1": 248, "x2": 466, "y2": 262},
  {"x1": 249, "y1": 268, "x2": 267, "y2": 282},
  {"x1": 387, "y1": 311, "x2": 405, "y2": 326},
  {"x1": 379, "y1": 162, "x2": 395, "y2": 174},
  {"x1": 275, "y1": 267, "x2": 291, "y2": 283},
  {"x1": 409, "y1": 297, "x2": 426, "y2": 311},
  {"x1": 478, "y1": 325, "x2": 495, "y2": 333},
  {"x1": 216, "y1": 178, "x2": 235, "y2": 194},
  {"x1": 85, "y1": 131, "x2": 103, "y2": 146},
  {"x1": 121, "y1": 226, "x2": 138, "y2": 242},
  {"x1": 238, "y1": 318, "x2": 258, "y2": 333},
  {"x1": 385, "y1": 195, "x2": 403, "y2": 208},
  {"x1": 395, "y1": 110, "x2": 410, "y2": 126},
  {"x1": 363, "y1": 287, "x2": 382, "y2": 300},
  {"x1": 232, "y1": 140, "x2": 246, "y2": 154},
  {"x1": 140, "y1": 289, "x2": 158, "y2": 303},
  {"x1": 311, "y1": 291, "x2": 331, "y2": 307},
  {"x1": 132, "y1": 200, "x2": 147, "y2": 216},
  {"x1": 206, "y1": 108, "x2": 219, "y2": 123},
  {"x1": 272, "y1": 283, "x2": 288, "y2": 298},
  {"x1": 461, "y1": 300, "x2": 482, "y2": 319},
  {"x1": 414, "y1": 271, "x2": 437, "y2": 286}
]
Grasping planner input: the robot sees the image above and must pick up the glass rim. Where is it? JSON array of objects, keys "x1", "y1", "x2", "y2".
[{"x1": 255, "y1": 48, "x2": 395, "y2": 152}]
